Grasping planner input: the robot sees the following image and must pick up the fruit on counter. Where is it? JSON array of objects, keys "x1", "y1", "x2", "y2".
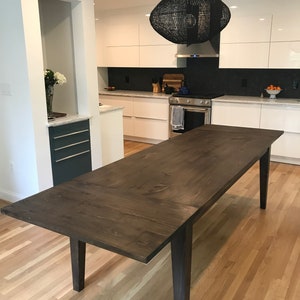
[{"x1": 266, "y1": 85, "x2": 281, "y2": 90}]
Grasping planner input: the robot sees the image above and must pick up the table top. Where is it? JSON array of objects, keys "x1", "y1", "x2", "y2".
[{"x1": 1, "y1": 125, "x2": 283, "y2": 263}]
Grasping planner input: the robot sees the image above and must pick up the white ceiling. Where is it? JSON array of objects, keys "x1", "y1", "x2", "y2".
[{"x1": 94, "y1": 0, "x2": 159, "y2": 12}]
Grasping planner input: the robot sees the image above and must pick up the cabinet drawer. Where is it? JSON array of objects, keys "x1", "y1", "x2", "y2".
[
  {"x1": 49, "y1": 119, "x2": 89, "y2": 136},
  {"x1": 51, "y1": 130, "x2": 90, "y2": 149},
  {"x1": 134, "y1": 118, "x2": 169, "y2": 140},
  {"x1": 261, "y1": 105, "x2": 300, "y2": 133},
  {"x1": 48, "y1": 120, "x2": 92, "y2": 185},
  {"x1": 52, "y1": 141, "x2": 90, "y2": 162},
  {"x1": 271, "y1": 132, "x2": 300, "y2": 159},
  {"x1": 49, "y1": 120, "x2": 91, "y2": 158},
  {"x1": 133, "y1": 98, "x2": 168, "y2": 120},
  {"x1": 100, "y1": 96, "x2": 133, "y2": 116},
  {"x1": 52, "y1": 152, "x2": 91, "y2": 186}
]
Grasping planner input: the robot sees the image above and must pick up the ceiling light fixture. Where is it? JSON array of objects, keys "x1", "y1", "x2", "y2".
[{"x1": 150, "y1": 0, "x2": 231, "y2": 45}]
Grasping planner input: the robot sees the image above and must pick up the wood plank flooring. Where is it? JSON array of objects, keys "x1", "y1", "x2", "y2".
[{"x1": 1, "y1": 141, "x2": 300, "y2": 299}]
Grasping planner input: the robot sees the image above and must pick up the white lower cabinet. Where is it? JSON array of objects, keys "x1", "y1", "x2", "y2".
[
  {"x1": 211, "y1": 101, "x2": 261, "y2": 128},
  {"x1": 100, "y1": 94, "x2": 169, "y2": 143},
  {"x1": 212, "y1": 99, "x2": 300, "y2": 164},
  {"x1": 99, "y1": 107, "x2": 124, "y2": 166},
  {"x1": 134, "y1": 118, "x2": 168, "y2": 141},
  {"x1": 270, "y1": 132, "x2": 300, "y2": 161},
  {"x1": 260, "y1": 104, "x2": 300, "y2": 162}
]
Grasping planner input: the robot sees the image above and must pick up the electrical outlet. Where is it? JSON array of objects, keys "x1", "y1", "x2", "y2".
[{"x1": 292, "y1": 80, "x2": 299, "y2": 89}]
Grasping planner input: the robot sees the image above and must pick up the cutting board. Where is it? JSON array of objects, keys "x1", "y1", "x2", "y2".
[{"x1": 162, "y1": 74, "x2": 184, "y2": 92}]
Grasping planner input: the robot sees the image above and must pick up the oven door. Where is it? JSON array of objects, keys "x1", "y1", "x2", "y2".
[{"x1": 169, "y1": 105, "x2": 211, "y2": 138}]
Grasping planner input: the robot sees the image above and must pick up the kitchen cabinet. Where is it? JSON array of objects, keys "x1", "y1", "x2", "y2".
[
  {"x1": 269, "y1": 10, "x2": 300, "y2": 68},
  {"x1": 100, "y1": 95, "x2": 134, "y2": 136},
  {"x1": 211, "y1": 101, "x2": 261, "y2": 128},
  {"x1": 99, "y1": 105, "x2": 124, "y2": 166},
  {"x1": 139, "y1": 45, "x2": 181, "y2": 67},
  {"x1": 269, "y1": 42, "x2": 300, "y2": 69},
  {"x1": 133, "y1": 97, "x2": 169, "y2": 141},
  {"x1": 100, "y1": 94, "x2": 169, "y2": 143},
  {"x1": 48, "y1": 120, "x2": 92, "y2": 186},
  {"x1": 271, "y1": 12, "x2": 300, "y2": 42},
  {"x1": 138, "y1": 19, "x2": 185, "y2": 68},
  {"x1": 212, "y1": 96, "x2": 300, "y2": 164},
  {"x1": 260, "y1": 104, "x2": 300, "y2": 160},
  {"x1": 219, "y1": 14, "x2": 272, "y2": 68},
  {"x1": 220, "y1": 43, "x2": 270, "y2": 69},
  {"x1": 219, "y1": 1, "x2": 300, "y2": 69},
  {"x1": 96, "y1": 20, "x2": 139, "y2": 67},
  {"x1": 221, "y1": 14, "x2": 272, "y2": 44},
  {"x1": 96, "y1": 10, "x2": 185, "y2": 68}
]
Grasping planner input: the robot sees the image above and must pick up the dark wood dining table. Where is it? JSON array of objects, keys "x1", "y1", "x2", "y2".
[{"x1": 1, "y1": 125, "x2": 283, "y2": 300}]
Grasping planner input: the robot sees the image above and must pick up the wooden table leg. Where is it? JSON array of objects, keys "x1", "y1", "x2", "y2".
[
  {"x1": 171, "y1": 222, "x2": 193, "y2": 300},
  {"x1": 70, "y1": 238, "x2": 86, "y2": 291},
  {"x1": 260, "y1": 147, "x2": 271, "y2": 209}
]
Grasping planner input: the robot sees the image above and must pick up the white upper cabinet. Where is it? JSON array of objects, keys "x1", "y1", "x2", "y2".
[
  {"x1": 139, "y1": 20, "x2": 172, "y2": 46},
  {"x1": 104, "y1": 24, "x2": 139, "y2": 46},
  {"x1": 269, "y1": 42, "x2": 300, "y2": 68},
  {"x1": 220, "y1": 0, "x2": 300, "y2": 69},
  {"x1": 269, "y1": 8, "x2": 300, "y2": 68},
  {"x1": 96, "y1": 7, "x2": 185, "y2": 68},
  {"x1": 271, "y1": 12, "x2": 300, "y2": 42},
  {"x1": 221, "y1": 14, "x2": 272, "y2": 43},
  {"x1": 219, "y1": 11, "x2": 272, "y2": 68},
  {"x1": 220, "y1": 43, "x2": 270, "y2": 69}
]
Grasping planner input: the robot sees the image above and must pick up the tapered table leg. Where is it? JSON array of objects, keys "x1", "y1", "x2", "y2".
[
  {"x1": 260, "y1": 147, "x2": 271, "y2": 209},
  {"x1": 70, "y1": 238, "x2": 86, "y2": 291},
  {"x1": 171, "y1": 222, "x2": 193, "y2": 300}
]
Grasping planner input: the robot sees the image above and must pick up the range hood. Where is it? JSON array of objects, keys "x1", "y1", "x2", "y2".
[{"x1": 175, "y1": 35, "x2": 220, "y2": 58}]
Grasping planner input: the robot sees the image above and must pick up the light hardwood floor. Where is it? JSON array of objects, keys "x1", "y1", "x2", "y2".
[{"x1": 1, "y1": 141, "x2": 300, "y2": 299}]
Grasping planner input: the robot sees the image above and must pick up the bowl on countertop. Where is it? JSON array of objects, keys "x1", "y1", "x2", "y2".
[{"x1": 265, "y1": 89, "x2": 282, "y2": 99}]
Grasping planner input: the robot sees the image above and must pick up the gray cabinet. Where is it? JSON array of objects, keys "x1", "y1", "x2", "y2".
[{"x1": 48, "y1": 120, "x2": 92, "y2": 185}]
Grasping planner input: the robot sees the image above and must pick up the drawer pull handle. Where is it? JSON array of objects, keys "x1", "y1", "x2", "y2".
[
  {"x1": 54, "y1": 129, "x2": 89, "y2": 140},
  {"x1": 54, "y1": 140, "x2": 90, "y2": 151},
  {"x1": 55, "y1": 150, "x2": 90, "y2": 163}
]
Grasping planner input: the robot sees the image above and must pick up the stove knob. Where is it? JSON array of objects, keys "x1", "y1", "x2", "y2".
[
  {"x1": 205, "y1": 100, "x2": 210, "y2": 105},
  {"x1": 186, "y1": 99, "x2": 191, "y2": 103},
  {"x1": 199, "y1": 100, "x2": 203, "y2": 105}
]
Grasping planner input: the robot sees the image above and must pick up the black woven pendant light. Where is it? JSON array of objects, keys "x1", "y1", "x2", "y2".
[{"x1": 150, "y1": 0, "x2": 231, "y2": 45}]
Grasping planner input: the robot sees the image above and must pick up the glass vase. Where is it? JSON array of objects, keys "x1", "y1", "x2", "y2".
[{"x1": 46, "y1": 85, "x2": 54, "y2": 118}]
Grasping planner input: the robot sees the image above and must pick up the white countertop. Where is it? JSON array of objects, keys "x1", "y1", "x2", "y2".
[
  {"x1": 99, "y1": 104, "x2": 123, "y2": 113},
  {"x1": 99, "y1": 90, "x2": 170, "y2": 100},
  {"x1": 214, "y1": 95, "x2": 300, "y2": 106},
  {"x1": 47, "y1": 114, "x2": 90, "y2": 127}
]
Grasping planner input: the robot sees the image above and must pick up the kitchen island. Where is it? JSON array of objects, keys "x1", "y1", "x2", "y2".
[
  {"x1": 99, "y1": 104, "x2": 124, "y2": 166},
  {"x1": 1, "y1": 125, "x2": 282, "y2": 300},
  {"x1": 99, "y1": 90, "x2": 170, "y2": 144}
]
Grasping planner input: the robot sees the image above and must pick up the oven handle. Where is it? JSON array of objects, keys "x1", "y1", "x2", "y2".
[{"x1": 170, "y1": 105, "x2": 210, "y2": 113}]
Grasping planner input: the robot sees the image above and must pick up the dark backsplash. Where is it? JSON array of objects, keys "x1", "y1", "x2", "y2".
[{"x1": 107, "y1": 58, "x2": 300, "y2": 99}]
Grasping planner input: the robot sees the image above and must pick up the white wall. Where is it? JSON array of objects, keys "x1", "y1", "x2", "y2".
[
  {"x1": 0, "y1": 0, "x2": 102, "y2": 202},
  {"x1": 71, "y1": 0, "x2": 102, "y2": 169},
  {"x1": 39, "y1": 0, "x2": 77, "y2": 115},
  {"x1": 0, "y1": 0, "x2": 53, "y2": 201}
]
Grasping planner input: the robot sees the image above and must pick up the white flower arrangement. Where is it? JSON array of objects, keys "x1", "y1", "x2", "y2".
[{"x1": 44, "y1": 69, "x2": 67, "y2": 87}]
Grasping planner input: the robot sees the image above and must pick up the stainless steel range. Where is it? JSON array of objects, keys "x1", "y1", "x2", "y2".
[{"x1": 169, "y1": 93, "x2": 223, "y2": 138}]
